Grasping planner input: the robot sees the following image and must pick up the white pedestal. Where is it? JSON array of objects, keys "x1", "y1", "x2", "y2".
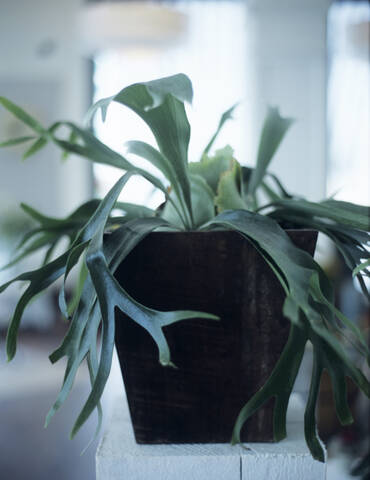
[{"x1": 96, "y1": 397, "x2": 326, "y2": 480}]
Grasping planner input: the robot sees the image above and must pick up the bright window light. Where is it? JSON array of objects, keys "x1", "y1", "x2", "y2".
[
  {"x1": 327, "y1": 2, "x2": 370, "y2": 205},
  {"x1": 92, "y1": 1, "x2": 249, "y2": 207}
]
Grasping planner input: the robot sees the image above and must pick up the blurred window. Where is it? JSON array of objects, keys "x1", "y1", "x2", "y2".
[
  {"x1": 327, "y1": 1, "x2": 370, "y2": 205},
  {"x1": 91, "y1": 1, "x2": 248, "y2": 206}
]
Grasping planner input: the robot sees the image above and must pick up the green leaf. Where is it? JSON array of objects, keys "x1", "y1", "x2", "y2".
[
  {"x1": 0, "y1": 232, "x2": 59, "y2": 271},
  {"x1": 126, "y1": 141, "x2": 177, "y2": 186},
  {"x1": 67, "y1": 259, "x2": 88, "y2": 317},
  {"x1": 83, "y1": 345, "x2": 103, "y2": 453},
  {"x1": 247, "y1": 107, "x2": 293, "y2": 196},
  {"x1": 260, "y1": 173, "x2": 293, "y2": 202},
  {"x1": 353, "y1": 259, "x2": 370, "y2": 277},
  {"x1": 266, "y1": 172, "x2": 292, "y2": 199},
  {"x1": 206, "y1": 210, "x2": 312, "y2": 308},
  {"x1": 71, "y1": 219, "x2": 218, "y2": 437},
  {"x1": 303, "y1": 328, "x2": 365, "y2": 462},
  {"x1": 85, "y1": 74, "x2": 193, "y2": 126},
  {"x1": 114, "y1": 201, "x2": 156, "y2": 220},
  {"x1": 203, "y1": 104, "x2": 238, "y2": 156},
  {"x1": 58, "y1": 243, "x2": 90, "y2": 318},
  {"x1": 207, "y1": 210, "x2": 368, "y2": 357},
  {"x1": 267, "y1": 201, "x2": 370, "y2": 298},
  {"x1": 61, "y1": 129, "x2": 78, "y2": 161},
  {"x1": 44, "y1": 174, "x2": 218, "y2": 437},
  {"x1": 187, "y1": 174, "x2": 215, "y2": 228},
  {"x1": 231, "y1": 313, "x2": 366, "y2": 463},
  {"x1": 231, "y1": 323, "x2": 307, "y2": 445},
  {"x1": 67, "y1": 200, "x2": 102, "y2": 222},
  {"x1": 144, "y1": 73, "x2": 193, "y2": 107},
  {"x1": 48, "y1": 276, "x2": 97, "y2": 367},
  {"x1": 46, "y1": 220, "x2": 168, "y2": 428},
  {"x1": 86, "y1": 74, "x2": 194, "y2": 227},
  {"x1": 125, "y1": 140, "x2": 190, "y2": 226},
  {"x1": 18, "y1": 200, "x2": 106, "y2": 247},
  {"x1": 162, "y1": 173, "x2": 215, "y2": 229},
  {"x1": 4, "y1": 174, "x2": 133, "y2": 361},
  {"x1": 45, "y1": 298, "x2": 101, "y2": 427},
  {"x1": 2, "y1": 247, "x2": 85, "y2": 360},
  {"x1": 50, "y1": 122, "x2": 188, "y2": 228},
  {"x1": 42, "y1": 240, "x2": 59, "y2": 266},
  {"x1": 51, "y1": 122, "x2": 135, "y2": 170},
  {"x1": 12, "y1": 228, "x2": 43, "y2": 253},
  {"x1": 310, "y1": 273, "x2": 369, "y2": 359},
  {"x1": 266, "y1": 198, "x2": 370, "y2": 231},
  {"x1": 304, "y1": 350, "x2": 325, "y2": 462},
  {"x1": 1, "y1": 74, "x2": 368, "y2": 463},
  {"x1": 58, "y1": 172, "x2": 136, "y2": 318},
  {"x1": 322, "y1": 199, "x2": 370, "y2": 230},
  {"x1": 13, "y1": 200, "x2": 116, "y2": 265},
  {"x1": 117, "y1": 96, "x2": 192, "y2": 224},
  {"x1": 84, "y1": 97, "x2": 113, "y2": 124},
  {"x1": 206, "y1": 209, "x2": 369, "y2": 460},
  {"x1": 215, "y1": 160, "x2": 248, "y2": 213},
  {"x1": 189, "y1": 146, "x2": 234, "y2": 194},
  {"x1": 0, "y1": 96, "x2": 46, "y2": 135},
  {"x1": 0, "y1": 136, "x2": 36, "y2": 147},
  {"x1": 22, "y1": 136, "x2": 48, "y2": 160},
  {"x1": 260, "y1": 181, "x2": 281, "y2": 202},
  {"x1": 21, "y1": 203, "x2": 69, "y2": 227}
]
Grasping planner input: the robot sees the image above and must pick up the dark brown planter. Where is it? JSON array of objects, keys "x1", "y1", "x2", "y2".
[{"x1": 114, "y1": 229, "x2": 317, "y2": 444}]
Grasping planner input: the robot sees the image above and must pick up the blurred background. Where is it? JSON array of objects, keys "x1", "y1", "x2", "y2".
[{"x1": 0, "y1": 0, "x2": 369, "y2": 478}]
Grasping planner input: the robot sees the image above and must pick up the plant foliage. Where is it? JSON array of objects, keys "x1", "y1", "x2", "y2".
[{"x1": 0, "y1": 74, "x2": 369, "y2": 460}]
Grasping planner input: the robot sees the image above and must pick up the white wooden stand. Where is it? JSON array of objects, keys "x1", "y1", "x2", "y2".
[{"x1": 96, "y1": 397, "x2": 326, "y2": 480}]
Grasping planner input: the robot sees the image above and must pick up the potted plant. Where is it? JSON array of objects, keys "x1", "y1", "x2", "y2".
[{"x1": 0, "y1": 74, "x2": 368, "y2": 462}]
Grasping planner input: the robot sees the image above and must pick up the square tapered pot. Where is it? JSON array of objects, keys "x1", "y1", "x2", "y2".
[{"x1": 114, "y1": 229, "x2": 317, "y2": 444}]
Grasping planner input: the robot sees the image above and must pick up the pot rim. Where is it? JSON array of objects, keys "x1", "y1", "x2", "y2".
[{"x1": 143, "y1": 227, "x2": 317, "y2": 235}]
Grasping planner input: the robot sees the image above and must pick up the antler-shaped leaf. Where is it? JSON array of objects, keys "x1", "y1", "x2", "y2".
[
  {"x1": 231, "y1": 323, "x2": 308, "y2": 444},
  {"x1": 202, "y1": 104, "x2": 239, "y2": 156},
  {"x1": 40, "y1": 174, "x2": 218, "y2": 437},
  {"x1": 85, "y1": 73, "x2": 194, "y2": 227},
  {"x1": 205, "y1": 209, "x2": 370, "y2": 460},
  {"x1": 246, "y1": 107, "x2": 293, "y2": 197},
  {"x1": 267, "y1": 198, "x2": 370, "y2": 298}
]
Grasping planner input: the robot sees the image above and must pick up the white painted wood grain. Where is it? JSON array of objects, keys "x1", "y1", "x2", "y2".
[{"x1": 96, "y1": 396, "x2": 326, "y2": 480}]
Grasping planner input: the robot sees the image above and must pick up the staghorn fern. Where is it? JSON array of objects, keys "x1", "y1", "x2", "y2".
[{"x1": 0, "y1": 74, "x2": 369, "y2": 461}]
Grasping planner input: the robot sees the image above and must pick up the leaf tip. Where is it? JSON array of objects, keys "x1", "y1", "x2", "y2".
[
  {"x1": 6, "y1": 345, "x2": 15, "y2": 363},
  {"x1": 273, "y1": 430, "x2": 287, "y2": 442},
  {"x1": 230, "y1": 431, "x2": 239, "y2": 446},
  {"x1": 160, "y1": 360, "x2": 178, "y2": 370},
  {"x1": 70, "y1": 424, "x2": 79, "y2": 440}
]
